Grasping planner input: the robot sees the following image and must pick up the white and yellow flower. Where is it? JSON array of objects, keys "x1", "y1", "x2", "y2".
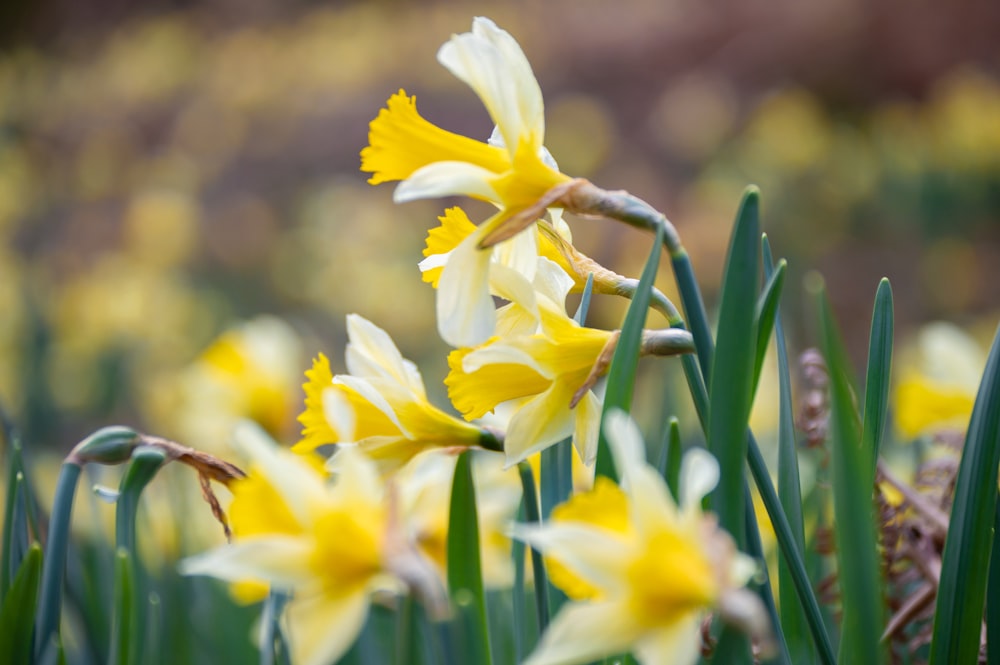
[
  {"x1": 513, "y1": 410, "x2": 762, "y2": 665},
  {"x1": 294, "y1": 314, "x2": 488, "y2": 472},
  {"x1": 181, "y1": 425, "x2": 437, "y2": 665},
  {"x1": 361, "y1": 17, "x2": 574, "y2": 346},
  {"x1": 445, "y1": 259, "x2": 613, "y2": 467},
  {"x1": 395, "y1": 448, "x2": 522, "y2": 589}
]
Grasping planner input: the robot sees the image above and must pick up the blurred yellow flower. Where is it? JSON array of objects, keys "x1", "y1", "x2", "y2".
[
  {"x1": 361, "y1": 17, "x2": 573, "y2": 346},
  {"x1": 514, "y1": 411, "x2": 760, "y2": 665},
  {"x1": 446, "y1": 260, "x2": 612, "y2": 467},
  {"x1": 294, "y1": 314, "x2": 487, "y2": 472},
  {"x1": 894, "y1": 322, "x2": 984, "y2": 439},
  {"x1": 182, "y1": 425, "x2": 434, "y2": 665},
  {"x1": 395, "y1": 448, "x2": 521, "y2": 589}
]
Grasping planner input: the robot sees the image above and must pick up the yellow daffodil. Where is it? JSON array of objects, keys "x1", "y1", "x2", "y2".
[
  {"x1": 894, "y1": 321, "x2": 984, "y2": 439},
  {"x1": 513, "y1": 410, "x2": 762, "y2": 665},
  {"x1": 294, "y1": 314, "x2": 488, "y2": 472},
  {"x1": 361, "y1": 17, "x2": 574, "y2": 346},
  {"x1": 181, "y1": 425, "x2": 440, "y2": 665},
  {"x1": 395, "y1": 448, "x2": 522, "y2": 589},
  {"x1": 446, "y1": 259, "x2": 613, "y2": 467}
]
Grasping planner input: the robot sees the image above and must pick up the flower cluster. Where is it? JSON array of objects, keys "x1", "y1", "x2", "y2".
[{"x1": 183, "y1": 16, "x2": 761, "y2": 665}]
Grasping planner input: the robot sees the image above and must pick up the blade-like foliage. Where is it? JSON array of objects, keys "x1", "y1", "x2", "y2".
[
  {"x1": 595, "y1": 222, "x2": 665, "y2": 481},
  {"x1": 929, "y1": 324, "x2": 1000, "y2": 665},
  {"x1": 817, "y1": 284, "x2": 885, "y2": 664}
]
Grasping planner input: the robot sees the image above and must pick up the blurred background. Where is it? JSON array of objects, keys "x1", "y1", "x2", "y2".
[{"x1": 1, "y1": 0, "x2": 998, "y2": 454}]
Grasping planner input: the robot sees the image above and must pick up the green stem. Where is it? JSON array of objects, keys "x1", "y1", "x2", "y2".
[
  {"x1": 595, "y1": 190, "x2": 835, "y2": 665},
  {"x1": 34, "y1": 461, "x2": 82, "y2": 660},
  {"x1": 517, "y1": 462, "x2": 549, "y2": 633}
]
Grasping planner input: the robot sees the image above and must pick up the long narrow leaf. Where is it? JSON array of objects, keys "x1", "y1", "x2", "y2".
[
  {"x1": 446, "y1": 451, "x2": 492, "y2": 665},
  {"x1": 708, "y1": 186, "x2": 760, "y2": 546},
  {"x1": 109, "y1": 548, "x2": 133, "y2": 665},
  {"x1": 861, "y1": 279, "x2": 894, "y2": 477},
  {"x1": 657, "y1": 417, "x2": 682, "y2": 502},
  {"x1": 752, "y1": 258, "x2": 786, "y2": 397},
  {"x1": 763, "y1": 237, "x2": 814, "y2": 664},
  {"x1": 0, "y1": 542, "x2": 42, "y2": 664},
  {"x1": 517, "y1": 462, "x2": 549, "y2": 634},
  {"x1": 595, "y1": 222, "x2": 665, "y2": 481},
  {"x1": 988, "y1": 504, "x2": 1000, "y2": 665},
  {"x1": 817, "y1": 285, "x2": 885, "y2": 664},
  {"x1": 929, "y1": 323, "x2": 1000, "y2": 664}
]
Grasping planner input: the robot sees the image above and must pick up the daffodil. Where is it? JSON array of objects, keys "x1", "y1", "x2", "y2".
[
  {"x1": 294, "y1": 314, "x2": 490, "y2": 472},
  {"x1": 395, "y1": 448, "x2": 522, "y2": 589},
  {"x1": 445, "y1": 259, "x2": 614, "y2": 467},
  {"x1": 512, "y1": 410, "x2": 763, "y2": 665},
  {"x1": 894, "y1": 321, "x2": 984, "y2": 439},
  {"x1": 181, "y1": 425, "x2": 441, "y2": 665},
  {"x1": 361, "y1": 17, "x2": 574, "y2": 346}
]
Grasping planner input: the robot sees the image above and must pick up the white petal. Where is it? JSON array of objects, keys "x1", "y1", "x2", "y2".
[
  {"x1": 394, "y1": 161, "x2": 498, "y2": 203},
  {"x1": 533, "y1": 257, "x2": 575, "y2": 310},
  {"x1": 493, "y1": 222, "x2": 539, "y2": 280},
  {"x1": 679, "y1": 447, "x2": 720, "y2": 510},
  {"x1": 603, "y1": 409, "x2": 646, "y2": 481},
  {"x1": 285, "y1": 589, "x2": 371, "y2": 665},
  {"x1": 436, "y1": 228, "x2": 496, "y2": 348},
  {"x1": 462, "y1": 342, "x2": 549, "y2": 377},
  {"x1": 511, "y1": 522, "x2": 630, "y2": 591},
  {"x1": 603, "y1": 411, "x2": 677, "y2": 531},
  {"x1": 179, "y1": 537, "x2": 315, "y2": 589},
  {"x1": 438, "y1": 19, "x2": 544, "y2": 155},
  {"x1": 344, "y1": 314, "x2": 425, "y2": 396},
  {"x1": 489, "y1": 262, "x2": 538, "y2": 315},
  {"x1": 327, "y1": 445, "x2": 384, "y2": 505},
  {"x1": 418, "y1": 251, "x2": 449, "y2": 273},
  {"x1": 523, "y1": 600, "x2": 637, "y2": 665},
  {"x1": 322, "y1": 388, "x2": 355, "y2": 442},
  {"x1": 503, "y1": 381, "x2": 575, "y2": 467},
  {"x1": 632, "y1": 613, "x2": 703, "y2": 665},
  {"x1": 573, "y1": 389, "x2": 602, "y2": 466},
  {"x1": 333, "y1": 375, "x2": 408, "y2": 437}
]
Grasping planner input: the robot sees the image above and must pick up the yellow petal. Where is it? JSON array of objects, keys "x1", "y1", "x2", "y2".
[
  {"x1": 446, "y1": 345, "x2": 550, "y2": 420},
  {"x1": 421, "y1": 207, "x2": 478, "y2": 287},
  {"x1": 360, "y1": 90, "x2": 509, "y2": 185},
  {"x1": 296, "y1": 354, "x2": 339, "y2": 452}
]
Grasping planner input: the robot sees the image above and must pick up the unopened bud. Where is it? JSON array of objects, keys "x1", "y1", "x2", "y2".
[{"x1": 69, "y1": 426, "x2": 141, "y2": 465}]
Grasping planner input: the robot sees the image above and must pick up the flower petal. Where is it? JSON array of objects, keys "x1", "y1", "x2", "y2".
[
  {"x1": 522, "y1": 599, "x2": 638, "y2": 665},
  {"x1": 511, "y1": 521, "x2": 630, "y2": 592},
  {"x1": 285, "y1": 589, "x2": 371, "y2": 665},
  {"x1": 179, "y1": 536, "x2": 315, "y2": 589},
  {"x1": 573, "y1": 388, "x2": 602, "y2": 466},
  {"x1": 394, "y1": 161, "x2": 498, "y2": 203},
  {"x1": 503, "y1": 379, "x2": 576, "y2": 466},
  {"x1": 679, "y1": 447, "x2": 720, "y2": 510},
  {"x1": 632, "y1": 613, "x2": 703, "y2": 665},
  {"x1": 345, "y1": 314, "x2": 426, "y2": 397},
  {"x1": 436, "y1": 227, "x2": 496, "y2": 347}
]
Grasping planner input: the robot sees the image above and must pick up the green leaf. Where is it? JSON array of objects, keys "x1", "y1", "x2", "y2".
[
  {"x1": 929, "y1": 323, "x2": 1000, "y2": 665},
  {"x1": 816, "y1": 283, "x2": 885, "y2": 664},
  {"x1": 517, "y1": 461, "x2": 549, "y2": 635},
  {"x1": 34, "y1": 460, "x2": 83, "y2": 660},
  {"x1": 752, "y1": 258, "x2": 786, "y2": 397},
  {"x1": 657, "y1": 416, "x2": 682, "y2": 502},
  {"x1": 446, "y1": 451, "x2": 492, "y2": 665},
  {"x1": 595, "y1": 222, "x2": 665, "y2": 481},
  {"x1": 112, "y1": 447, "x2": 167, "y2": 665},
  {"x1": 763, "y1": 236, "x2": 814, "y2": 664},
  {"x1": 987, "y1": 504, "x2": 1000, "y2": 665},
  {"x1": 261, "y1": 592, "x2": 290, "y2": 665},
  {"x1": 708, "y1": 186, "x2": 760, "y2": 546},
  {"x1": 109, "y1": 548, "x2": 134, "y2": 665},
  {"x1": 0, "y1": 542, "x2": 42, "y2": 664},
  {"x1": 861, "y1": 279, "x2": 893, "y2": 477}
]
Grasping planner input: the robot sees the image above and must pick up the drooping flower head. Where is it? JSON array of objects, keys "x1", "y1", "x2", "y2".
[
  {"x1": 445, "y1": 259, "x2": 614, "y2": 467},
  {"x1": 295, "y1": 314, "x2": 490, "y2": 473},
  {"x1": 361, "y1": 17, "x2": 574, "y2": 347},
  {"x1": 513, "y1": 411, "x2": 765, "y2": 665}
]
